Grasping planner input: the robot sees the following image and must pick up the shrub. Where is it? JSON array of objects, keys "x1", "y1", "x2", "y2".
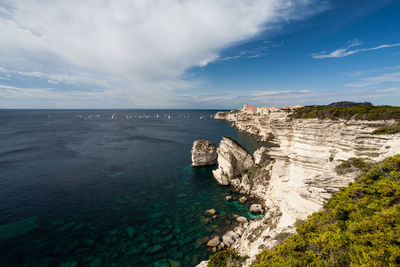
[
  {"x1": 372, "y1": 122, "x2": 400, "y2": 135},
  {"x1": 335, "y1": 157, "x2": 372, "y2": 175},
  {"x1": 254, "y1": 155, "x2": 400, "y2": 267},
  {"x1": 208, "y1": 250, "x2": 245, "y2": 267}
]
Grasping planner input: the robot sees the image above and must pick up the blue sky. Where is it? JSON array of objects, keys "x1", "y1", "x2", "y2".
[{"x1": 0, "y1": 0, "x2": 399, "y2": 108}]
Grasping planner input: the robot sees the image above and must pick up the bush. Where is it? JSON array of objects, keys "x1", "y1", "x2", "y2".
[
  {"x1": 335, "y1": 157, "x2": 372, "y2": 175},
  {"x1": 254, "y1": 155, "x2": 400, "y2": 267},
  {"x1": 208, "y1": 250, "x2": 244, "y2": 267},
  {"x1": 372, "y1": 122, "x2": 400, "y2": 135}
]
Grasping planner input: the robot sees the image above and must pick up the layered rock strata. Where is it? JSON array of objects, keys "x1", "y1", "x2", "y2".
[
  {"x1": 209, "y1": 108, "x2": 400, "y2": 264},
  {"x1": 212, "y1": 137, "x2": 254, "y2": 185},
  {"x1": 191, "y1": 140, "x2": 217, "y2": 167}
]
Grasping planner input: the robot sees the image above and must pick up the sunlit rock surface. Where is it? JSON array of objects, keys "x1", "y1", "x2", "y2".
[
  {"x1": 191, "y1": 140, "x2": 217, "y2": 167},
  {"x1": 212, "y1": 137, "x2": 254, "y2": 185},
  {"x1": 211, "y1": 108, "x2": 400, "y2": 264}
]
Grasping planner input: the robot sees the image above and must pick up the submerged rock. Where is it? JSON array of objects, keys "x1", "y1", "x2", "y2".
[
  {"x1": 205, "y1": 209, "x2": 216, "y2": 216},
  {"x1": 191, "y1": 140, "x2": 217, "y2": 167},
  {"x1": 147, "y1": 245, "x2": 164, "y2": 254},
  {"x1": 212, "y1": 137, "x2": 254, "y2": 185},
  {"x1": 0, "y1": 216, "x2": 39, "y2": 241}
]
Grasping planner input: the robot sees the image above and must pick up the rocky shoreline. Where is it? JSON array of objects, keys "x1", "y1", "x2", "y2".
[{"x1": 195, "y1": 104, "x2": 400, "y2": 266}]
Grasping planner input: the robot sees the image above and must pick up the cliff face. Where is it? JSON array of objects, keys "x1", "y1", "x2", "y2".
[
  {"x1": 191, "y1": 140, "x2": 218, "y2": 167},
  {"x1": 214, "y1": 109, "x2": 400, "y2": 260},
  {"x1": 212, "y1": 137, "x2": 254, "y2": 185}
]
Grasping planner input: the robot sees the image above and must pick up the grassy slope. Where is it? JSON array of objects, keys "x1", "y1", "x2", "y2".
[{"x1": 254, "y1": 155, "x2": 400, "y2": 266}]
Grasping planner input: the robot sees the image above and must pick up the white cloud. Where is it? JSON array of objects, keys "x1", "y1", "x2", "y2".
[
  {"x1": 0, "y1": 0, "x2": 325, "y2": 108},
  {"x1": 345, "y1": 72, "x2": 400, "y2": 87},
  {"x1": 376, "y1": 88, "x2": 400, "y2": 93},
  {"x1": 313, "y1": 42, "x2": 400, "y2": 59}
]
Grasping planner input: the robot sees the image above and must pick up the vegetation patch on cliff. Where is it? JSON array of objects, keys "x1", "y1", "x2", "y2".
[
  {"x1": 290, "y1": 104, "x2": 400, "y2": 121},
  {"x1": 254, "y1": 155, "x2": 400, "y2": 266},
  {"x1": 335, "y1": 157, "x2": 372, "y2": 175},
  {"x1": 208, "y1": 250, "x2": 246, "y2": 267},
  {"x1": 371, "y1": 122, "x2": 400, "y2": 135}
]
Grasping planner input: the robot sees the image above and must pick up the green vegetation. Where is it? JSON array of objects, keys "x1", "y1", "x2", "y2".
[
  {"x1": 254, "y1": 155, "x2": 400, "y2": 266},
  {"x1": 208, "y1": 250, "x2": 245, "y2": 267},
  {"x1": 372, "y1": 122, "x2": 400, "y2": 135},
  {"x1": 335, "y1": 157, "x2": 372, "y2": 175},
  {"x1": 290, "y1": 105, "x2": 400, "y2": 120}
]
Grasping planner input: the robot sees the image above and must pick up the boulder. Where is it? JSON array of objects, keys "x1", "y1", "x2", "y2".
[
  {"x1": 238, "y1": 196, "x2": 247, "y2": 204},
  {"x1": 225, "y1": 195, "x2": 233, "y2": 202},
  {"x1": 205, "y1": 209, "x2": 216, "y2": 216},
  {"x1": 212, "y1": 137, "x2": 254, "y2": 185},
  {"x1": 191, "y1": 140, "x2": 217, "y2": 167},
  {"x1": 250, "y1": 204, "x2": 263, "y2": 214},
  {"x1": 207, "y1": 236, "x2": 220, "y2": 247},
  {"x1": 253, "y1": 146, "x2": 269, "y2": 165},
  {"x1": 236, "y1": 216, "x2": 248, "y2": 224}
]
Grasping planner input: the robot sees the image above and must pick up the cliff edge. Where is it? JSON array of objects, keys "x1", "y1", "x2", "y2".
[{"x1": 209, "y1": 104, "x2": 400, "y2": 265}]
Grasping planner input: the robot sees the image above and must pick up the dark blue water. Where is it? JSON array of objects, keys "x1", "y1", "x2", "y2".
[{"x1": 0, "y1": 110, "x2": 262, "y2": 267}]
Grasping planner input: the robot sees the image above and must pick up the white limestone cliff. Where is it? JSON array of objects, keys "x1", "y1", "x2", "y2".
[
  {"x1": 191, "y1": 140, "x2": 218, "y2": 167},
  {"x1": 212, "y1": 137, "x2": 254, "y2": 185},
  {"x1": 211, "y1": 108, "x2": 400, "y2": 264}
]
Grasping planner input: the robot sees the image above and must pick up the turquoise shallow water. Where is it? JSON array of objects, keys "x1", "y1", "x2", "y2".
[{"x1": 0, "y1": 110, "x2": 262, "y2": 266}]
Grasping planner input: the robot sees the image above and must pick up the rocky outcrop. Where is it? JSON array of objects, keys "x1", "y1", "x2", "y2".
[
  {"x1": 191, "y1": 140, "x2": 217, "y2": 167},
  {"x1": 212, "y1": 137, "x2": 254, "y2": 185},
  {"x1": 210, "y1": 108, "x2": 400, "y2": 263},
  {"x1": 253, "y1": 147, "x2": 269, "y2": 165}
]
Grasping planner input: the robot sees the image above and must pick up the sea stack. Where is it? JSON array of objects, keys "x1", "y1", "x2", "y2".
[
  {"x1": 212, "y1": 137, "x2": 254, "y2": 185},
  {"x1": 191, "y1": 140, "x2": 218, "y2": 167}
]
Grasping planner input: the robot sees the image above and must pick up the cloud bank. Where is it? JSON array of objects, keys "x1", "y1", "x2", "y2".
[{"x1": 0, "y1": 0, "x2": 324, "y2": 108}]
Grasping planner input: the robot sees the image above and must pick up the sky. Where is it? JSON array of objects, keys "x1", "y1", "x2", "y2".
[{"x1": 0, "y1": 0, "x2": 399, "y2": 109}]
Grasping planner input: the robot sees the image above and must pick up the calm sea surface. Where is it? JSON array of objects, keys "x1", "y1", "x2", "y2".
[{"x1": 0, "y1": 110, "x2": 262, "y2": 267}]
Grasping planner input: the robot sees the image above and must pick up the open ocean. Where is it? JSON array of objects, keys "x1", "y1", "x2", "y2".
[{"x1": 0, "y1": 109, "x2": 262, "y2": 267}]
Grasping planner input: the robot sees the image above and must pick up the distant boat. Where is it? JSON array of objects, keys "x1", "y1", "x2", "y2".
[
  {"x1": 156, "y1": 113, "x2": 159, "y2": 118},
  {"x1": 168, "y1": 114, "x2": 171, "y2": 119},
  {"x1": 111, "y1": 114, "x2": 117, "y2": 119}
]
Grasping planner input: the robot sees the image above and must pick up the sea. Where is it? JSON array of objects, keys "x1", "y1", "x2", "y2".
[{"x1": 0, "y1": 109, "x2": 262, "y2": 267}]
